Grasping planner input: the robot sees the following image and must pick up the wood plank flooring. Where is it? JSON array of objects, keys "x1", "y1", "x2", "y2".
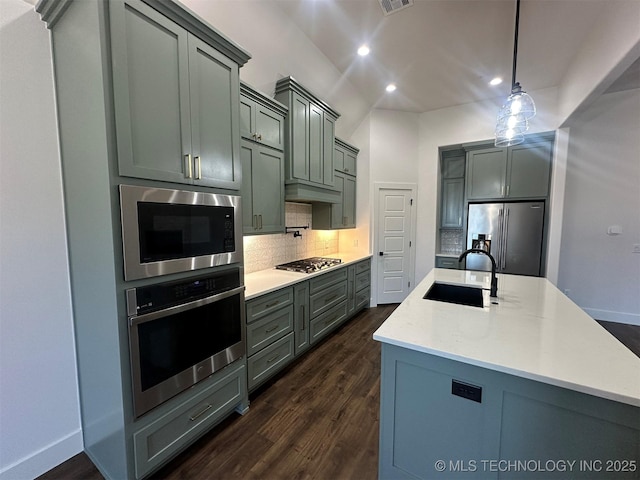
[
  {"x1": 597, "y1": 320, "x2": 640, "y2": 357},
  {"x1": 38, "y1": 304, "x2": 397, "y2": 480}
]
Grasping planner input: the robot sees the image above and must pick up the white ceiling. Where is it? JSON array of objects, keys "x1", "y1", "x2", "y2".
[{"x1": 273, "y1": 0, "x2": 611, "y2": 113}]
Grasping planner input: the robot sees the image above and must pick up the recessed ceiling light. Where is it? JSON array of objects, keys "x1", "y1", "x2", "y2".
[
  {"x1": 386, "y1": 83, "x2": 397, "y2": 93},
  {"x1": 490, "y1": 77, "x2": 503, "y2": 86},
  {"x1": 357, "y1": 45, "x2": 370, "y2": 56}
]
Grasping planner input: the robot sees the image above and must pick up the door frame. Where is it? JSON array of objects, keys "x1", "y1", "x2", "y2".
[{"x1": 371, "y1": 182, "x2": 418, "y2": 307}]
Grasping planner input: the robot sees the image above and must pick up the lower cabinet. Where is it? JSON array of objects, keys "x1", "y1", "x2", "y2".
[
  {"x1": 133, "y1": 361, "x2": 247, "y2": 479},
  {"x1": 245, "y1": 287, "x2": 295, "y2": 391},
  {"x1": 245, "y1": 258, "x2": 371, "y2": 392},
  {"x1": 435, "y1": 255, "x2": 462, "y2": 270}
]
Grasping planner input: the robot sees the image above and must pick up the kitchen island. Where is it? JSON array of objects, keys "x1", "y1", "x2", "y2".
[{"x1": 373, "y1": 268, "x2": 640, "y2": 479}]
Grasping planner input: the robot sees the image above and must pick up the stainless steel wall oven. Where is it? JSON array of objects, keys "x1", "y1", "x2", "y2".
[
  {"x1": 126, "y1": 268, "x2": 245, "y2": 418},
  {"x1": 119, "y1": 184, "x2": 242, "y2": 281}
]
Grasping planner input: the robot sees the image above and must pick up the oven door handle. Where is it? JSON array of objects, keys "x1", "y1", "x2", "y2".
[{"x1": 129, "y1": 285, "x2": 246, "y2": 326}]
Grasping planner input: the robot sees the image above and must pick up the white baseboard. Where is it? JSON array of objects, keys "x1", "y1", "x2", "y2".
[
  {"x1": 0, "y1": 429, "x2": 83, "y2": 480},
  {"x1": 584, "y1": 307, "x2": 640, "y2": 326}
]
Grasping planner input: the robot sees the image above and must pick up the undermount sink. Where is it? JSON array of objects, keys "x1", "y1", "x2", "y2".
[{"x1": 423, "y1": 282, "x2": 484, "y2": 308}]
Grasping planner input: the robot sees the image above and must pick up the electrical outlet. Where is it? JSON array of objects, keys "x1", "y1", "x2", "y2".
[
  {"x1": 353, "y1": 239, "x2": 359, "y2": 247},
  {"x1": 633, "y1": 244, "x2": 640, "y2": 254}
]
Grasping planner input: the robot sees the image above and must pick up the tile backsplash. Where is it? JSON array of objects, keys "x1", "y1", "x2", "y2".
[
  {"x1": 439, "y1": 229, "x2": 464, "y2": 254},
  {"x1": 243, "y1": 202, "x2": 339, "y2": 274}
]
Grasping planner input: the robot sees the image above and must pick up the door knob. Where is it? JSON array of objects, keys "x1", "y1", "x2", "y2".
[{"x1": 379, "y1": 251, "x2": 384, "y2": 256}]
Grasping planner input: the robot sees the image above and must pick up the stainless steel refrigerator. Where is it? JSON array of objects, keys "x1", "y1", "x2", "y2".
[{"x1": 465, "y1": 202, "x2": 545, "y2": 276}]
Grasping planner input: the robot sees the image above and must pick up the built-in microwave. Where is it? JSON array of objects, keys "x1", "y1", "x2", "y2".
[{"x1": 119, "y1": 184, "x2": 242, "y2": 281}]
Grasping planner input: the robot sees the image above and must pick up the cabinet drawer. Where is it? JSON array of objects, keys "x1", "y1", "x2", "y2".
[
  {"x1": 310, "y1": 300, "x2": 348, "y2": 345},
  {"x1": 435, "y1": 256, "x2": 461, "y2": 269},
  {"x1": 133, "y1": 362, "x2": 245, "y2": 479},
  {"x1": 355, "y1": 270, "x2": 370, "y2": 292},
  {"x1": 310, "y1": 281, "x2": 348, "y2": 318},
  {"x1": 355, "y1": 259, "x2": 370, "y2": 275},
  {"x1": 309, "y1": 267, "x2": 348, "y2": 295},
  {"x1": 246, "y1": 287, "x2": 293, "y2": 323},
  {"x1": 355, "y1": 287, "x2": 370, "y2": 311},
  {"x1": 247, "y1": 332, "x2": 294, "y2": 390},
  {"x1": 246, "y1": 305, "x2": 294, "y2": 356}
]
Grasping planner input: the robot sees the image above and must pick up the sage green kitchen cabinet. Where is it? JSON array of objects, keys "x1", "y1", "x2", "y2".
[
  {"x1": 507, "y1": 141, "x2": 553, "y2": 198},
  {"x1": 239, "y1": 84, "x2": 287, "y2": 235},
  {"x1": 466, "y1": 137, "x2": 553, "y2": 201},
  {"x1": 239, "y1": 82, "x2": 286, "y2": 151},
  {"x1": 294, "y1": 282, "x2": 310, "y2": 356},
  {"x1": 334, "y1": 137, "x2": 357, "y2": 175},
  {"x1": 112, "y1": 0, "x2": 242, "y2": 190},
  {"x1": 435, "y1": 255, "x2": 461, "y2": 270},
  {"x1": 246, "y1": 287, "x2": 295, "y2": 391},
  {"x1": 466, "y1": 147, "x2": 508, "y2": 200},
  {"x1": 274, "y1": 77, "x2": 341, "y2": 203},
  {"x1": 240, "y1": 141, "x2": 284, "y2": 234},
  {"x1": 441, "y1": 178, "x2": 464, "y2": 228},
  {"x1": 312, "y1": 138, "x2": 358, "y2": 230}
]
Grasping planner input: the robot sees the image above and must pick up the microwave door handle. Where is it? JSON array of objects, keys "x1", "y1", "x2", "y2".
[{"x1": 129, "y1": 285, "x2": 246, "y2": 326}]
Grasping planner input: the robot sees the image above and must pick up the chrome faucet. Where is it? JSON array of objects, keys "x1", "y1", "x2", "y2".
[{"x1": 458, "y1": 249, "x2": 498, "y2": 298}]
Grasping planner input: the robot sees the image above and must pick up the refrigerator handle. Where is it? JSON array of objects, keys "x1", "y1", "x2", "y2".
[
  {"x1": 496, "y1": 208, "x2": 504, "y2": 269},
  {"x1": 501, "y1": 208, "x2": 509, "y2": 270}
]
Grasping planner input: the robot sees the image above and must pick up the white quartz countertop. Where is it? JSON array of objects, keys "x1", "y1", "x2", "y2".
[
  {"x1": 244, "y1": 252, "x2": 372, "y2": 300},
  {"x1": 373, "y1": 268, "x2": 640, "y2": 407}
]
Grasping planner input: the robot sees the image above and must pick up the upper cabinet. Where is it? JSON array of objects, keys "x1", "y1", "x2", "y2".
[
  {"x1": 274, "y1": 77, "x2": 341, "y2": 203},
  {"x1": 240, "y1": 82, "x2": 285, "y2": 151},
  {"x1": 240, "y1": 83, "x2": 287, "y2": 235},
  {"x1": 313, "y1": 138, "x2": 358, "y2": 230},
  {"x1": 440, "y1": 150, "x2": 465, "y2": 228},
  {"x1": 111, "y1": 0, "x2": 246, "y2": 190},
  {"x1": 466, "y1": 136, "x2": 553, "y2": 201}
]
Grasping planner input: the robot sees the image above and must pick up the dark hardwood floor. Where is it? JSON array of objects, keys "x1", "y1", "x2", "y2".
[
  {"x1": 597, "y1": 320, "x2": 640, "y2": 358},
  {"x1": 38, "y1": 304, "x2": 398, "y2": 480}
]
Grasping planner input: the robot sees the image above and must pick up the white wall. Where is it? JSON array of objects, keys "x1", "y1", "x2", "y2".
[
  {"x1": 558, "y1": 89, "x2": 640, "y2": 325},
  {"x1": 0, "y1": 1, "x2": 82, "y2": 478}
]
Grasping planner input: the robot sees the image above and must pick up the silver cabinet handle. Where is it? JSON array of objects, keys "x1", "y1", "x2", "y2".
[
  {"x1": 501, "y1": 185, "x2": 505, "y2": 197},
  {"x1": 253, "y1": 215, "x2": 258, "y2": 230},
  {"x1": 184, "y1": 154, "x2": 192, "y2": 179},
  {"x1": 265, "y1": 300, "x2": 279, "y2": 308},
  {"x1": 506, "y1": 185, "x2": 510, "y2": 197},
  {"x1": 256, "y1": 133, "x2": 262, "y2": 141},
  {"x1": 189, "y1": 403, "x2": 212, "y2": 421},
  {"x1": 195, "y1": 156, "x2": 202, "y2": 179},
  {"x1": 265, "y1": 325, "x2": 279, "y2": 333},
  {"x1": 266, "y1": 353, "x2": 280, "y2": 364},
  {"x1": 259, "y1": 214, "x2": 263, "y2": 230}
]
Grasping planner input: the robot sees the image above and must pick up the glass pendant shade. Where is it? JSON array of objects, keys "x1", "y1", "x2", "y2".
[{"x1": 497, "y1": 84, "x2": 536, "y2": 123}]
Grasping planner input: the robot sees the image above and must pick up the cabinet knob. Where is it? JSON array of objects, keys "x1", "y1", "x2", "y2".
[{"x1": 256, "y1": 133, "x2": 262, "y2": 141}]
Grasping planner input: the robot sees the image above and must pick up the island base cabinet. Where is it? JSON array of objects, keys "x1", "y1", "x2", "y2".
[
  {"x1": 379, "y1": 344, "x2": 640, "y2": 480},
  {"x1": 133, "y1": 361, "x2": 247, "y2": 479}
]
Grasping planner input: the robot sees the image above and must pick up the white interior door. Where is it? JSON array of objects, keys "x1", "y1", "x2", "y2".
[{"x1": 376, "y1": 188, "x2": 414, "y2": 304}]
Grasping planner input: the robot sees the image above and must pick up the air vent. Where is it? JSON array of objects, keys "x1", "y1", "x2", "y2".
[{"x1": 378, "y1": 0, "x2": 414, "y2": 16}]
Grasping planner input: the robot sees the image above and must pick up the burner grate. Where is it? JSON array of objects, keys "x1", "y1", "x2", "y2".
[{"x1": 275, "y1": 257, "x2": 342, "y2": 273}]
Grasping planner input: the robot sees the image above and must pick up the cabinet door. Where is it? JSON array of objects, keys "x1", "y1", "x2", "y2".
[
  {"x1": 466, "y1": 147, "x2": 507, "y2": 200},
  {"x1": 241, "y1": 142, "x2": 284, "y2": 235},
  {"x1": 188, "y1": 35, "x2": 241, "y2": 190},
  {"x1": 331, "y1": 174, "x2": 345, "y2": 228},
  {"x1": 334, "y1": 145, "x2": 345, "y2": 172},
  {"x1": 506, "y1": 141, "x2": 552, "y2": 199},
  {"x1": 322, "y1": 115, "x2": 335, "y2": 187},
  {"x1": 294, "y1": 282, "x2": 310, "y2": 356},
  {"x1": 442, "y1": 155, "x2": 465, "y2": 179},
  {"x1": 255, "y1": 104, "x2": 285, "y2": 151},
  {"x1": 441, "y1": 178, "x2": 464, "y2": 228},
  {"x1": 253, "y1": 146, "x2": 284, "y2": 234},
  {"x1": 309, "y1": 104, "x2": 323, "y2": 184},
  {"x1": 343, "y1": 150, "x2": 357, "y2": 175},
  {"x1": 290, "y1": 93, "x2": 309, "y2": 180},
  {"x1": 342, "y1": 174, "x2": 356, "y2": 228},
  {"x1": 112, "y1": 0, "x2": 192, "y2": 184},
  {"x1": 240, "y1": 141, "x2": 256, "y2": 233},
  {"x1": 239, "y1": 96, "x2": 255, "y2": 141}
]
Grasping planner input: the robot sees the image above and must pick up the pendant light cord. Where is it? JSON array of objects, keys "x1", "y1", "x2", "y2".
[{"x1": 511, "y1": 0, "x2": 521, "y2": 91}]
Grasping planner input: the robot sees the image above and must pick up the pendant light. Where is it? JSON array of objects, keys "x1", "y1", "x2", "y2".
[{"x1": 495, "y1": 0, "x2": 536, "y2": 147}]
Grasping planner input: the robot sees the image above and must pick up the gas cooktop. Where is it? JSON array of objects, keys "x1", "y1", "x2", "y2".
[{"x1": 275, "y1": 257, "x2": 342, "y2": 274}]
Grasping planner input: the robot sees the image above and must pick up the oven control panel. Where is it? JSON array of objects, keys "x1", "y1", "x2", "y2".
[{"x1": 126, "y1": 269, "x2": 241, "y2": 316}]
